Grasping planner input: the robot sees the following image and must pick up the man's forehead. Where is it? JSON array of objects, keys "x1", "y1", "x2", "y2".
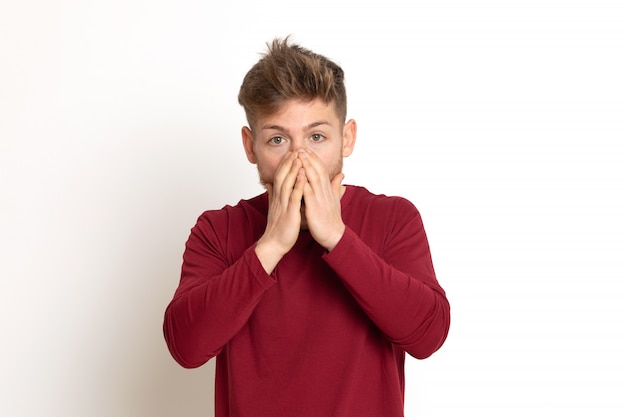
[{"x1": 253, "y1": 98, "x2": 339, "y2": 130}]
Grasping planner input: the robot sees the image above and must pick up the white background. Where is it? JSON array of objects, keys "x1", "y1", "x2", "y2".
[{"x1": 1, "y1": 1, "x2": 625, "y2": 416}]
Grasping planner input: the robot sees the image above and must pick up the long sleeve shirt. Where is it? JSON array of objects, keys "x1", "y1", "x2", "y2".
[{"x1": 163, "y1": 185, "x2": 450, "y2": 417}]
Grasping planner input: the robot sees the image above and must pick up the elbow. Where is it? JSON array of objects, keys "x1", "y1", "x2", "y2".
[
  {"x1": 163, "y1": 309, "x2": 214, "y2": 369},
  {"x1": 405, "y1": 297, "x2": 451, "y2": 359},
  {"x1": 164, "y1": 337, "x2": 206, "y2": 369},
  {"x1": 173, "y1": 355, "x2": 207, "y2": 370}
]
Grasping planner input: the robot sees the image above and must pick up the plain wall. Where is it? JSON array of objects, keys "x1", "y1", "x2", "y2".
[{"x1": 1, "y1": 1, "x2": 625, "y2": 416}]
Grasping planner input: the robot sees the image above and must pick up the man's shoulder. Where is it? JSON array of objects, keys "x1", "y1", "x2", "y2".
[
  {"x1": 193, "y1": 192, "x2": 268, "y2": 234},
  {"x1": 347, "y1": 185, "x2": 417, "y2": 214},
  {"x1": 199, "y1": 192, "x2": 267, "y2": 217},
  {"x1": 343, "y1": 186, "x2": 423, "y2": 245}
]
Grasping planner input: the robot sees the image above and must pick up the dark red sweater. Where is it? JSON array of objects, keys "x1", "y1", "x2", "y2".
[{"x1": 164, "y1": 185, "x2": 450, "y2": 417}]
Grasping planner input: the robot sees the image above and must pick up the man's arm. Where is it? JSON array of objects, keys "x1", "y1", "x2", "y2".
[
  {"x1": 163, "y1": 151, "x2": 305, "y2": 368},
  {"x1": 324, "y1": 201, "x2": 450, "y2": 359},
  {"x1": 300, "y1": 149, "x2": 449, "y2": 359},
  {"x1": 163, "y1": 223, "x2": 276, "y2": 368}
]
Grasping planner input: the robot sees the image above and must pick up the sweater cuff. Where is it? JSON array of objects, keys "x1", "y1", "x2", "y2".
[
  {"x1": 244, "y1": 245, "x2": 278, "y2": 289},
  {"x1": 323, "y1": 226, "x2": 359, "y2": 264}
]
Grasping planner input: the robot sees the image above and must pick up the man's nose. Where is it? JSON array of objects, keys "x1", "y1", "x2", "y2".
[{"x1": 290, "y1": 138, "x2": 307, "y2": 152}]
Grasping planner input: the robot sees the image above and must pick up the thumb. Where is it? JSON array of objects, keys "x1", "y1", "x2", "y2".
[
  {"x1": 331, "y1": 172, "x2": 345, "y2": 196},
  {"x1": 265, "y1": 183, "x2": 273, "y2": 203}
]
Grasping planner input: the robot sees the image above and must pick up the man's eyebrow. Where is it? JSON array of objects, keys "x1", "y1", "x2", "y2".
[
  {"x1": 305, "y1": 121, "x2": 333, "y2": 130},
  {"x1": 261, "y1": 124, "x2": 289, "y2": 132},
  {"x1": 260, "y1": 121, "x2": 333, "y2": 132}
]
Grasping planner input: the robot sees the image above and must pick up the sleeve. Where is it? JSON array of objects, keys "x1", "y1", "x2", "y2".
[
  {"x1": 163, "y1": 214, "x2": 276, "y2": 368},
  {"x1": 323, "y1": 199, "x2": 450, "y2": 359}
]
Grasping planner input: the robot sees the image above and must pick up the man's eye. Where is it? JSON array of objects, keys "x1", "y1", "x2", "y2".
[
  {"x1": 269, "y1": 137, "x2": 284, "y2": 145},
  {"x1": 311, "y1": 134, "x2": 324, "y2": 142}
]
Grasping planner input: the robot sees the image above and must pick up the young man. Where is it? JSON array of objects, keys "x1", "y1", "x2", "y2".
[{"x1": 163, "y1": 38, "x2": 450, "y2": 417}]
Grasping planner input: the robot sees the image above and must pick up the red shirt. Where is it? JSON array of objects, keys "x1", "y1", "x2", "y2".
[{"x1": 164, "y1": 185, "x2": 450, "y2": 417}]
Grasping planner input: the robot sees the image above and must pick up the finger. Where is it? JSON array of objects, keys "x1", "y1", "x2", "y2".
[
  {"x1": 272, "y1": 153, "x2": 299, "y2": 205},
  {"x1": 290, "y1": 168, "x2": 306, "y2": 206},
  {"x1": 298, "y1": 150, "x2": 326, "y2": 188},
  {"x1": 272, "y1": 151, "x2": 297, "y2": 188},
  {"x1": 279, "y1": 157, "x2": 303, "y2": 201},
  {"x1": 265, "y1": 183, "x2": 274, "y2": 203},
  {"x1": 330, "y1": 172, "x2": 345, "y2": 197},
  {"x1": 302, "y1": 174, "x2": 313, "y2": 201}
]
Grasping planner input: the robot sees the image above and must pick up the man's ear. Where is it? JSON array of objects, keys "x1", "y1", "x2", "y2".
[
  {"x1": 241, "y1": 126, "x2": 257, "y2": 164},
  {"x1": 342, "y1": 119, "x2": 357, "y2": 157}
]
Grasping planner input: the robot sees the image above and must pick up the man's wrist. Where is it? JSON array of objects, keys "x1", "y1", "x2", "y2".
[
  {"x1": 254, "y1": 237, "x2": 287, "y2": 275},
  {"x1": 321, "y1": 224, "x2": 345, "y2": 252}
]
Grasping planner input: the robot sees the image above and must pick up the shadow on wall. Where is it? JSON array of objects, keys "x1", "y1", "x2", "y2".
[{"x1": 56, "y1": 126, "x2": 259, "y2": 417}]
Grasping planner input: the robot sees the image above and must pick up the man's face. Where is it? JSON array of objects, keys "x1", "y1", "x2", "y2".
[{"x1": 241, "y1": 98, "x2": 356, "y2": 187}]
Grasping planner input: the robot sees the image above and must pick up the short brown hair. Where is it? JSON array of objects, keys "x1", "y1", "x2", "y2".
[{"x1": 238, "y1": 37, "x2": 347, "y2": 128}]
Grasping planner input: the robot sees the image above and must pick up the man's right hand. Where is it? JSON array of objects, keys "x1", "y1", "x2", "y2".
[{"x1": 255, "y1": 151, "x2": 306, "y2": 274}]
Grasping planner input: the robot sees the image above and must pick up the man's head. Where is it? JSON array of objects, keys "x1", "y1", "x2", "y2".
[
  {"x1": 239, "y1": 38, "x2": 356, "y2": 189},
  {"x1": 238, "y1": 37, "x2": 348, "y2": 130}
]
